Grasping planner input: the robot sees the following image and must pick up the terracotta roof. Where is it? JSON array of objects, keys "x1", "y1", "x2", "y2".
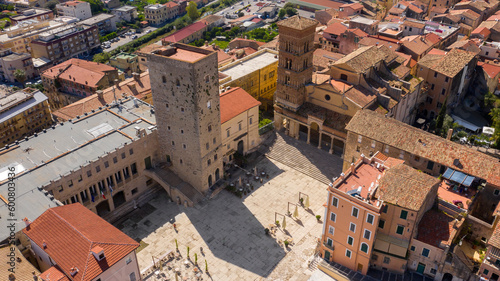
[
  {"x1": 376, "y1": 163, "x2": 439, "y2": 211},
  {"x1": 199, "y1": 15, "x2": 223, "y2": 25},
  {"x1": 344, "y1": 85, "x2": 377, "y2": 108},
  {"x1": 348, "y1": 28, "x2": 368, "y2": 37},
  {"x1": 401, "y1": 35, "x2": 435, "y2": 56},
  {"x1": 53, "y1": 71, "x2": 151, "y2": 121},
  {"x1": 324, "y1": 22, "x2": 348, "y2": 36},
  {"x1": 162, "y1": 21, "x2": 207, "y2": 43},
  {"x1": 341, "y1": 2, "x2": 363, "y2": 10},
  {"x1": 277, "y1": 15, "x2": 318, "y2": 30},
  {"x1": 345, "y1": 109, "x2": 500, "y2": 183},
  {"x1": 42, "y1": 59, "x2": 116, "y2": 88},
  {"x1": 431, "y1": 6, "x2": 448, "y2": 14},
  {"x1": 479, "y1": 61, "x2": 500, "y2": 78},
  {"x1": 358, "y1": 36, "x2": 400, "y2": 50},
  {"x1": 416, "y1": 209, "x2": 460, "y2": 248},
  {"x1": 59, "y1": 0, "x2": 86, "y2": 6},
  {"x1": 472, "y1": 26, "x2": 491, "y2": 37},
  {"x1": 229, "y1": 14, "x2": 257, "y2": 23},
  {"x1": 220, "y1": 87, "x2": 261, "y2": 123},
  {"x1": 418, "y1": 48, "x2": 476, "y2": 77},
  {"x1": 313, "y1": 48, "x2": 344, "y2": 69},
  {"x1": 39, "y1": 266, "x2": 71, "y2": 281},
  {"x1": 428, "y1": 48, "x2": 446, "y2": 55},
  {"x1": 403, "y1": 20, "x2": 425, "y2": 29},
  {"x1": 333, "y1": 45, "x2": 397, "y2": 73},
  {"x1": 0, "y1": 245, "x2": 40, "y2": 281},
  {"x1": 490, "y1": 223, "x2": 500, "y2": 248},
  {"x1": 164, "y1": 1, "x2": 178, "y2": 7},
  {"x1": 425, "y1": 33, "x2": 442, "y2": 45},
  {"x1": 446, "y1": 39, "x2": 480, "y2": 53},
  {"x1": 449, "y1": 8, "x2": 481, "y2": 19},
  {"x1": 135, "y1": 43, "x2": 163, "y2": 55},
  {"x1": 389, "y1": 7, "x2": 405, "y2": 15},
  {"x1": 202, "y1": 45, "x2": 233, "y2": 64},
  {"x1": 407, "y1": 3, "x2": 424, "y2": 14},
  {"x1": 22, "y1": 204, "x2": 139, "y2": 281}
]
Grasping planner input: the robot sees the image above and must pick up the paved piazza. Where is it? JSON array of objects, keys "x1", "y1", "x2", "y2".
[{"x1": 117, "y1": 134, "x2": 343, "y2": 281}]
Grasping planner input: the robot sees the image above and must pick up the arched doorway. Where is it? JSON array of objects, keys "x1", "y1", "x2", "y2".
[
  {"x1": 309, "y1": 122, "x2": 320, "y2": 147},
  {"x1": 96, "y1": 200, "x2": 110, "y2": 217},
  {"x1": 237, "y1": 140, "x2": 244, "y2": 155},
  {"x1": 442, "y1": 273, "x2": 453, "y2": 281},
  {"x1": 215, "y1": 168, "x2": 220, "y2": 181},
  {"x1": 113, "y1": 191, "x2": 126, "y2": 209},
  {"x1": 208, "y1": 175, "x2": 213, "y2": 187},
  {"x1": 340, "y1": 74, "x2": 348, "y2": 81}
]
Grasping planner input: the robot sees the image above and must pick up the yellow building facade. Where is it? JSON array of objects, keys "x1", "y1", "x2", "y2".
[
  {"x1": 0, "y1": 88, "x2": 53, "y2": 145},
  {"x1": 219, "y1": 48, "x2": 278, "y2": 110}
]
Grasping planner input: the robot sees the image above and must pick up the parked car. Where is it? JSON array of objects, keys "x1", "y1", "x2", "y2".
[
  {"x1": 120, "y1": 34, "x2": 126, "y2": 38},
  {"x1": 146, "y1": 30, "x2": 152, "y2": 33},
  {"x1": 131, "y1": 35, "x2": 138, "y2": 39}
]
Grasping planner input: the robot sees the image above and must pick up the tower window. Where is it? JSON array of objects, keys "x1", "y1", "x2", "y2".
[
  {"x1": 162, "y1": 76, "x2": 166, "y2": 83},
  {"x1": 171, "y1": 141, "x2": 175, "y2": 145},
  {"x1": 176, "y1": 79, "x2": 180, "y2": 87},
  {"x1": 207, "y1": 100, "x2": 211, "y2": 109},
  {"x1": 183, "y1": 144, "x2": 186, "y2": 149},
  {"x1": 207, "y1": 159, "x2": 211, "y2": 166},
  {"x1": 206, "y1": 143, "x2": 209, "y2": 150},
  {"x1": 166, "y1": 103, "x2": 169, "y2": 109},
  {"x1": 205, "y1": 75, "x2": 209, "y2": 83},
  {"x1": 181, "y1": 129, "x2": 184, "y2": 134},
  {"x1": 285, "y1": 76, "x2": 290, "y2": 85},
  {"x1": 208, "y1": 125, "x2": 212, "y2": 132},
  {"x1": 181, "y1": 107, "x2": 184, "y2": 112}
]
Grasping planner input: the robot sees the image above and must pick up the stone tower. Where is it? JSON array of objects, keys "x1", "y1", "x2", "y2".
[
  {"x1": 148, "y1": 44, "x2": 223, "y2": 194},
  {"x1": 275, "y1": 15, "x2": 318, "y2": 112}
]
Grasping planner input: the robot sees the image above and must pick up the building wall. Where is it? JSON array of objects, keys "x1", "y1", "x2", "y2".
[
  {"x1": 479, "y1": 245, "x2": 500, "y2": 280},
  {"x1": 29, "y1": 239, "x2": 54, "y2": 272},
  {"x1": 321, "y1": 188, "x2": 380, "y2": 275},
  {"x1": 407, "y1": 239, "x2": 443, "y2": 277},
  {"x1": 0, "y1": 98, "x2": 53, "y2": 145},
  {"x1": 42, "y1": 128, "x2": 160, "y2": 216},
  {"x1": 0, "y1": 53, "x2": 37, "y2": 83},
  {"x1": 112, "y1": 7, "x2": 138, "y2": 22},
  {"x1": 92, "y1": 251, "x2": 140, "y2": 281},
  {"x1": 148, "y1": 46, "x2": 223, "y2": 193},
  {"x1": 110, "y1": 55, "x2": 141, "y2": 76},
  {"x1": 306, "y1": 84, "x2": 365, "y2": 117},
  {"x1": 56, "y1": 2, "x2": 92, "y2": 20},
  {"x1": 221, "y1": 105, "x2": 260, "y2": 162}
]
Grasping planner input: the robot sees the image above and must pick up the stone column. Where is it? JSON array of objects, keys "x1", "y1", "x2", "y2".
[
  {"x1": 329, "y1": 136, "x2": 334, "y2": 154},
  {"x1": 274, "y1": 114, "x2": 283, "y2": 130},
  {"x1": 318, "y1": 132, "x2": 322, "y2": 149},
  {"x1": 295, "y1": 122, "x2": 299, "y2": 140},
  {"x1": 307, "y1": 126, "x2": 311, "y2": 144}
]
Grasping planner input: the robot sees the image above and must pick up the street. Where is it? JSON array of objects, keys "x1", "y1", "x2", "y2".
[{"x1": 103, "y1": 26, "x2": 158, "y2": 53}]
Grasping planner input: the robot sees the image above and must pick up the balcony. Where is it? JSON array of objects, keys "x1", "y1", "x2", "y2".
[{"x1": 323, "y1": 241, "x2": 335, "y2": 251}]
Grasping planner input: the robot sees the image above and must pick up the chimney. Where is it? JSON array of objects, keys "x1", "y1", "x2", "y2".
[
  {"x1": 340, "y1": 172, "x2": 345, "y2": 180},
  {"x1": 132, "y1": 72, "x2": 140, "y2": 81},
  {"x1": 114, "y1": 79, "x2": 119, "y2": 87},
  {"x1": 42, "y1": 240, "x2": 47, "y2": 248},
  {"x1": 350, "y1": 163, "x2": 356, "y2": 174},
  {"x1": 96, "y1": 90, "x2": 104, "y2": 99},
  {"x1": 23, "y1": 217, "x2": 31, "y2": 228},
  {"x1": 446, "y1": 128, "x2": 453, "y2": 140}
]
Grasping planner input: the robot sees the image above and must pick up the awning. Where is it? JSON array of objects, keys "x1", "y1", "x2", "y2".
[
  {"x1": 442, "y1": 167, "x2": 475, "y2": 186},
  {"x1": 451, "y1": 115, "x2": 481, "y2": 132}
]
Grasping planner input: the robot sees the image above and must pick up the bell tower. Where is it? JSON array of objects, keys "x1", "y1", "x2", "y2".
[{"x1": 275, "y1": 15, "x2": 318, "y2": 112}]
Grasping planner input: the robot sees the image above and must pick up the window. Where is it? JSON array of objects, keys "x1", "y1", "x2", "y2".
[
  {"x1": 207, "y1": 100, "x2": 211, "y2": 109},
  {"x1": 352, "y1": 207, "x2": 359, "y2": 218},
  {"x1": 332, "y1": 196, "x2": 338, "y2": 207},
  {"x1": 208, "y1": 125, "x2": 212, "y2": 132},
  {"x1": 58, "y1": 185, "x2": 63, "y2": 192},
  {"x1": 494, "y1": 189, "x2": 500, "y2": 196},
  {"x1": 378, "y1": 219, "x2": 385, "y2": 229},
  {"x1": 484, "y1": 269, "x2": 490, "y2": 275},
  {"x1": 431, "y1": 84, "x2": 435, "y2": 90},
  {"x1": 382, "y1": 205, "x2": 388, "y2": 213},
  {"x1": 422, "y1": 248, "x2": 430, "y2": 257},
  {"x1": 330, "y1": 212, "x2": 336, "y2": 222},
  {"x1": 213, "y1": 137, "x2": 216, "y2": 144},
  {"x1": 400, "y1": 210, "x2": 408, "y2": 220},
  {"x1": 383, "y1": 257, "x2": 390, "y2": 264},
  {"x1": 396, "y1": 225, "x2": 404, "y2": 235},
  {"x1": 399, "y1": 150, "x2": 404, "y2": 159},
  {"x1": 205, "y1": 75, "x2": 209, "y2": 83},
  {"x1": 131, "y1": 188, "x2": 138, "y2": 195},
  {"x1": 131, "y1": 163, "x2": 137, "y2": 174},
  {"x1": 445, "y1": 77, "x2": 449, "y2": 83},
  {"x1": 96, "y1": 166, "x2": 101, "y2": 173},
  {"x1": 410, "y1": 246, "x2": 415, "y2": 251},
  {"x1": 206, "y1": 143, "x2": 209, "y2": 150},
  {"x1": 346, "y1": 249, "x2": 352, "y2": 258},
  {"x1": 183, "y1": 144, "x2": 187, "y2": 149},
  {"x1": 126, "y1": 257, "x2": 132, "y2": 264},
  {"x1": 227, "y1": 129, "x2": 230, "y2": 137},
  {"x1": 87, "y1": 170, "x2": 92, "y2": 177},
  {"x1": 162, "y1": 76, "x2": 166, "y2": 83},
  {"x1": 207, "y1": 159, "x2": 211, "y2": 166},
  {"x1": 349, "y1": 223, "x2": 356, "y2": 233},
  {"x1": 113, "y1": 157, "x2": 118, "y2": 164},
  {"x1": 214, "y1": 154, "x2": 218, "y2": 161},
  {"x1": 371, "y1": 140, "x2": 376, "y2": 148},
  {"x1": 166, "y1": 103, "x2": 169, "y2": 109},
  {"x1": 176, "y1": 79, "x2": 180, "y2": 87},
  {"x1": 121, "y1": 152, "x2": 126, "y2": 159},
  {"x1": 347, "y1": 236, "x2": 354, "y2": 245},
  {"x1": 360, "y1": 243, "x2": 369, "y2": 253},
  {"x1": 78, "y1": 175, "x2": 83, "y2": 182},
  {"x1": 486, "y1": 51, "x2": 490, "y2": 56},
  {"x1": 441, "y1": 89, "x2": 446, "y2": 95},
  {"x1": 427, "y1": 161, "x2": 434, "y2": 170},
  {"x1": 364, "y1": 229, "x2": 371, "y2": 240},
  {"x1": 68, "y1": 180, "x2": 73, "y2": 187},
  {"x1": 249, "y1": 117, "x2": 253, "y2": 125},
  {"x1": 181, "y1": 129, "x2": 184, "y2": 134},
  {"x1": 171, "y1": 141, "x2": 175, "y2": 146},
  {"x1": 358, "y1": 135, "x2": 362, "y2": 143},
  {"x1": 367, "y1": 214, "x2": 374, "y2": 224},
  {"x1": 434, "y1": 72, "x2": 437, "y2": 78},
  {"x1": 181, "y1": 107, "x2": 185, "y2": 112},
  {"x1": 437, "y1": 102, "x2": 442, "y2": 108},
  {"x1": 384, "y1": 145, "x2": 389, "y2": 153},
  {"x1": 130, "y1": 272, "x2": 137, "y2": 281},
  {"x1": 168, "y1": 126, "x2": 171, "y2": 131},
  {"x1": 328, "y1": 226, "x2": 334, "y2": 235},
  {"x1": 180, "y1": 159, "x2": 183, "y2": 164},
  {"x1": 123, "y1": 167, "x2": 130, "y2": 179}
]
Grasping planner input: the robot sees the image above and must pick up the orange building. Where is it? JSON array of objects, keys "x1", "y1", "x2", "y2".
[{"x1": 320, "y1": 153, "x2": 440, "y2": 274}]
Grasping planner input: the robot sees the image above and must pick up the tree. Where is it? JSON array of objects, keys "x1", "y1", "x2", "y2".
[
  {"x1": 93, "y1": 53, "x2": 110, "y2": 63},
  {"x1": 44, "y1": 0, "x2": 59, "y2": 11},
  {"x1": 285, "y1": 7, "x2": 297, "y2": 16},
  {"x1": 238, "y1": 11, "x2": 244, "y2": 17},
  {"x1": 13, "y1": 69, "x2": 26, "y2": 87},
  {"x1": 435, "y1": 97, "x2": 448, "y2": 135},
  {"x1": 278, "y1": 8, "x2": 286, "y2": 18},
  {"x1": 187, "y1": 1, "x2": 200, "y2": 21}
]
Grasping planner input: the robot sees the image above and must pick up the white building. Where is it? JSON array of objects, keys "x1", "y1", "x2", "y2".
[{"x1": 56, "y1": 0, "x2": 92, "y2": 20}]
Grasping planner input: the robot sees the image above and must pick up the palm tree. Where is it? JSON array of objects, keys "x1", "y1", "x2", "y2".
[{"x1": 13, "y1": 69, "x2": 26, "y2": 87}]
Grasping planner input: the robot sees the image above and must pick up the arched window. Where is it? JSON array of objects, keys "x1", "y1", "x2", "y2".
[
  {"x1": 215, "y1": 168, "x2": 220, "y2": 181},
  {"x1": 208, "y1": 175, "x2": 213, "y2": 187},
  {"x1": 360, "y1": 243, "x2": 369, "y2": 253},
  {"x1": 207, "y1": 159, "x2": 211, "y2": 166}
]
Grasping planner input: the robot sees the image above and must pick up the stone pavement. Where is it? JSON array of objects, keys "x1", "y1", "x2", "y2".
[
  {"x1": 262, "y1": 132, "x2": 344, "y2": 185},
  {"x1": 118, "y1": 152, "x2": 341, "y2": 280}
]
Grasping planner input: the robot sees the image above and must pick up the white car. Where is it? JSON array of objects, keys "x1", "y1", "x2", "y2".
[{"x1": 146, "y1": 30, "x2": 152, "y2": 33}]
